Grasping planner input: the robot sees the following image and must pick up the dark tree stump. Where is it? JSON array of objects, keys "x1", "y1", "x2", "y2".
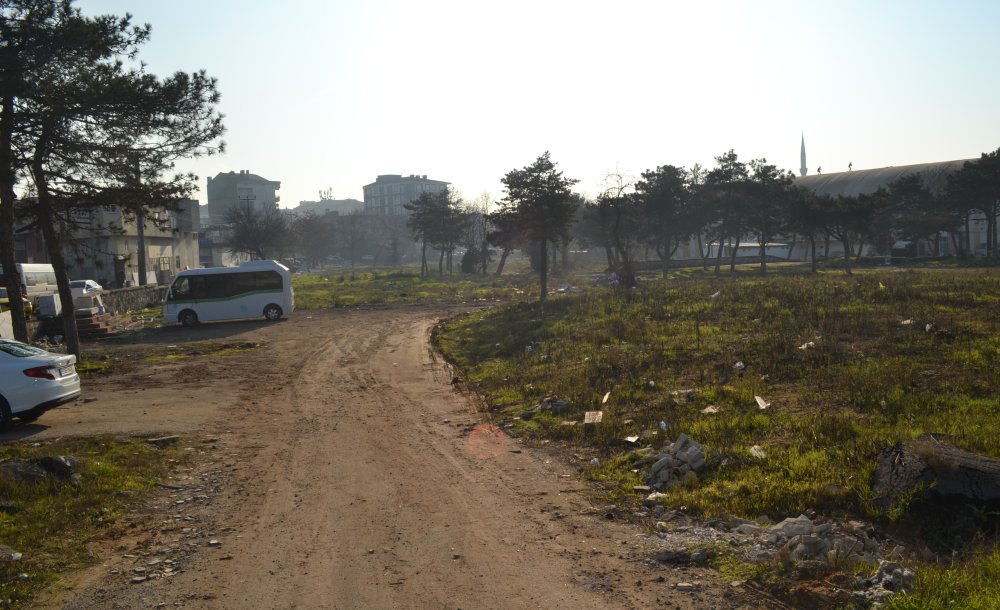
[{"x1": 872, "y1": 434, "x2": 1000, "y2": 512}]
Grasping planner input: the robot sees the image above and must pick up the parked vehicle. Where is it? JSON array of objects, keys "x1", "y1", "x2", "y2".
[
  {"x1": 0, "y1": 287, "x2": 33, "y2": 316},
  {"x1": 163, "y1": 260, "x2": 294, "y2": 327},
  {"x1": 11, "y1": 263, "x2": 58, "y2": 297},
  {"x1": 0, "y1": 339, "x2": 80, "y2": 431},
  {"x1": 69, "y1": 279, "x2": 103, "y2": 297}
]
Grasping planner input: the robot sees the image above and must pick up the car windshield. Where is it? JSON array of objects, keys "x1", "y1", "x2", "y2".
[{"x1": 0, "y1": 339, "x2": 47, "y2": 358}]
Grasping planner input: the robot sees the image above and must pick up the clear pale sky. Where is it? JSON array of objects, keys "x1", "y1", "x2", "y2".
[{"x1": 76, "y1": 0, "x2": 1000, "y2": 208}]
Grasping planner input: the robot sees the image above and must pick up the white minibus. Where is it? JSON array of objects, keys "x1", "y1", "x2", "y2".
[
  {"x1": 163, "y1": 260, "x2": 294, "y2": 326},
  {"x1": 7, "y1": 264, "x2": 58, "y2": 297}
]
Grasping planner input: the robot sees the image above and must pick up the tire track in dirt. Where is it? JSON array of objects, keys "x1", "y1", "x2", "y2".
[{"x1": 47, "y1": 306, "x2": 764, "y2": 609}]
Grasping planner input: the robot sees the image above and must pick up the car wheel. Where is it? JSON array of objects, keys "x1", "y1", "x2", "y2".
[
  {"x1": 263, "y1": 304, "x2": 283, "y2": 321},
  {"x1": 0, "y1": 397, "x2": 11, "y2": 433},
  {"x1": 179, "y1": 309, "x2": 199, "y2": 327}
]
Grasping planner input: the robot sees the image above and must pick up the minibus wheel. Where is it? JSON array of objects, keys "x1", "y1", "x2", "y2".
[
  {"x1": 263, "y1": 304, "x2": 283, "y2": 321},
  {"x1": 179, "y1": 309, "x2": 199, "y2": 327}
]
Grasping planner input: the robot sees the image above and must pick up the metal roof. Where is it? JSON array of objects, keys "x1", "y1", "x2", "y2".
[{"x1": 794, "y1": 159, "x2": 973, "y2": 197}]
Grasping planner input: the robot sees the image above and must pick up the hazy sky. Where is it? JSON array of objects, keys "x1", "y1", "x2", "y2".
[{"x1": 76, "y1": 0, "x2": 1000, "y2": 208}]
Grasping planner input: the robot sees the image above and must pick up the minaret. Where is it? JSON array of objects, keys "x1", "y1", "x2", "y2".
[{"x1": 800, "y1": 133, "x2": 808, "y2": 177}]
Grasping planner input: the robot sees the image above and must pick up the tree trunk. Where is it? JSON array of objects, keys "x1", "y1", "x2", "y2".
[
  {"x1": 539, "y1": 237, "x2": 548, "y2": 302},
  {"x1": 420, "y1": 239, "x2": 427, "y2": 277},
  {"x1": 479, "y1": 240, "x2": 489, "y2": 276},
  {"x1": 136, "y1": 207, "x2": 147, "y2": 286},
  {"x1": 697, "y1": 235, "x2": 709, "y2": 271},
  {"x1": 728, "y1": 237, "x2": 739, "y2": 272},
  {"x1": 809, "y1": 235, "x2": 817, "y2": 273},
  {"x1": 758, "y1": 239, "x2": 767, "y2": 274},
  {"x1": 964, "y1": 212, "x2": 971, "y2": 258},
  {"x1": 0, "y1": 93, "x2": 28, "y2": 342},
  {"x1": 872, "y1": 435, "x2": 1000, "y2": 513},
  {"x1": 32, "y1": 161, "x2": 81, "y2": 360},
  {"x1": 854, "y1": 236, "x2": 866, "y2": 262},
  {"x1": 841, "y1": 234, "x2": 853, "y2": 275},
  {"x1": 713, "y1": 237, "x2": 724, "y2": 275},
  {"x1": 494, "y1": 247, "x2": 510, "y2": 277},
  {"x1": 438, "y1": 250, "x2": 444, "y2": 277},
  {"x1": 786, "y1": 233, "x2": 798, "y2": 261},
  {"x1": 661, "y1": 241, "x2": 670, "y2": 280}
]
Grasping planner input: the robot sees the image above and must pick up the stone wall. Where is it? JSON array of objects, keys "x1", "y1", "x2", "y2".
[{"x1": 101, "y1": 285, "x2": 166, "y2": 314}]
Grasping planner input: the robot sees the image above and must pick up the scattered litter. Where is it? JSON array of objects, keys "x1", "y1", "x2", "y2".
[
  {"x1": 658, "y1": 421, "x2": 668, "y2": 431},
  {"x1": 647, "y1": 380, "x2": 656, "y2": 389},
  {"x1": 710, "y1": 291, "x2": 721, "y2": 299},
  {"x1": 675, "y1": 582, "x2": 700, "y2": 592},
  {"x1": 733, "y1": 361, "x2": 745, "y2": 371},
  {"x1": 901, "y1": 319, "x2": 914, "y2": 325},
  {"x1": 755, "y1": 396, "x2": 770, "y2": 410},
  {"x1": 560, "y1": 421, "x2": 577, "y2": 426},
  {"x1": 584, "y1": 411, "x2": 603, "y2": 424},
  {"x1": 590, "y1": 457, "x2": 600, "y2": 465},
  {"x1": 798, "y1": 341, "x2": 815, "y2": 350},
  {"x1": 207, "y1": 539, "x2": 221, "y2": 547},
  {"x1": 750, "y1": 445, "x2": 766, "y2": 459},
  {"x1": 879, "y1": 282, "x2": 886, "y2": 290},
  {"x1": 602, "y1": 391, "x2": 611, "y2": 405},
  {"x1": 925, "y1": 323, "x2": 933, "y2": 332},
  {"x1": 670, "y1": 389, "x2": 695, "y2": 403},
  {"x1": 701, "y1": 405, "x2": 719, "y2": 414},
  {"x1": 624, "y1": 435, "x2": 640, "y2": 444}
]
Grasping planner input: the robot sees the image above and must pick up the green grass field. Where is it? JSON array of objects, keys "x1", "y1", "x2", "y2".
[
  {"x1": 435, "y1": 265, "x2": 1000, "y2": 609},
  {"x1": 0, "y1": 438, "x2": 189, "y2": 607},
  {"x1": 291, "y1": 266, "x2": 538, "y2": 309}
]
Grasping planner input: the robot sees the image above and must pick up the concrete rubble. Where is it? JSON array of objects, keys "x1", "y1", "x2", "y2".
[
  {"x1": 634, "y1": 433, "x2": 706, "y2": 491},
  {"x1": 632, "y1": 434, "x2": 915, "y2": 604}
]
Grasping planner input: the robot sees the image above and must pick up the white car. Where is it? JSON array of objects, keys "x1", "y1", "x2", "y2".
[
  {"x1": 0, "y1": 339, "x2": 81, "y2": 431},
  {"x1": 70, "y1": 279, "x2": 103, "y2": 298}
]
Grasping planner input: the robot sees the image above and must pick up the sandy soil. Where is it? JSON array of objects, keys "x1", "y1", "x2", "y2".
[{"x1": 15, "y1": 306, "x2": 774, "y2": 609}]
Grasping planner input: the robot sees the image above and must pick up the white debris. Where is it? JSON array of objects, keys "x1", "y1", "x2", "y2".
[
  {"x1": 750, "y1": 445, "x2": 766, "y2": 459},
  {"x1": 733, "y1": 361, "x2": 746, "y2": 371},
  {"x1": 701, "y1": 405, "x2": 719, "y2": 414},
  {"x1": 798, "y1": 341, "x2": 815, "y2": 350},
  {"x1": 710, "y1": 291, "x2": 721, "y2": 299},
  {"x1": 602, "y1": 391, "x2": 611, "y2": 405},
  {"x1": 754, "y1": 396, "x2": 770, "y2": 410},
  {"x1": 901, "y1": 319, "x2": 914, "y2": 325}
]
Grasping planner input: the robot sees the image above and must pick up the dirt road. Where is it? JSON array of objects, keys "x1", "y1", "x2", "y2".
[{"x1": 29, "y1": 306, "x2": 763, "y2": 609}]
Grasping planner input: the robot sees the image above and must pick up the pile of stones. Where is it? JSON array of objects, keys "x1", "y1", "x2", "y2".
[
  {"x1": 853, "y1": 560, "x2": 915, "y2": 606},
  {"x1": 635, "y1": 434, "x2": 707, "y2": 490},
  {"x1": 731, "y1": 514, "x2": 887, "y2": 567}
]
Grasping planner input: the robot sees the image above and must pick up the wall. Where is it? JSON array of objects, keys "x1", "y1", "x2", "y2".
[{"x1": 101, "y1": 285, "x2": 166, "y2": 314}]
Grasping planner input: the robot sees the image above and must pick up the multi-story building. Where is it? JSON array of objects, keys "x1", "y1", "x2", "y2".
[
  {"x1": 59, "y1": 199, "x2": 201, "y2": 287},
  {"x1": 293, "y1": 197, "x2": 364, "y2": 217},
  {"x1": 362, "y1": 174, "x2": 449, "y2": 216},
  {"x1": 206, "y1": 170, "x2": 281, "y2": 226}
]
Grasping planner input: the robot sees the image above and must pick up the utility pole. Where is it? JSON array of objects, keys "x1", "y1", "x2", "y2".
[
  {"x1": 136, "y1": 205, "x2": 146, "y2": 285},
  {"x1": 132, "y1": 159, "x2": 148, "y2": 286}
]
